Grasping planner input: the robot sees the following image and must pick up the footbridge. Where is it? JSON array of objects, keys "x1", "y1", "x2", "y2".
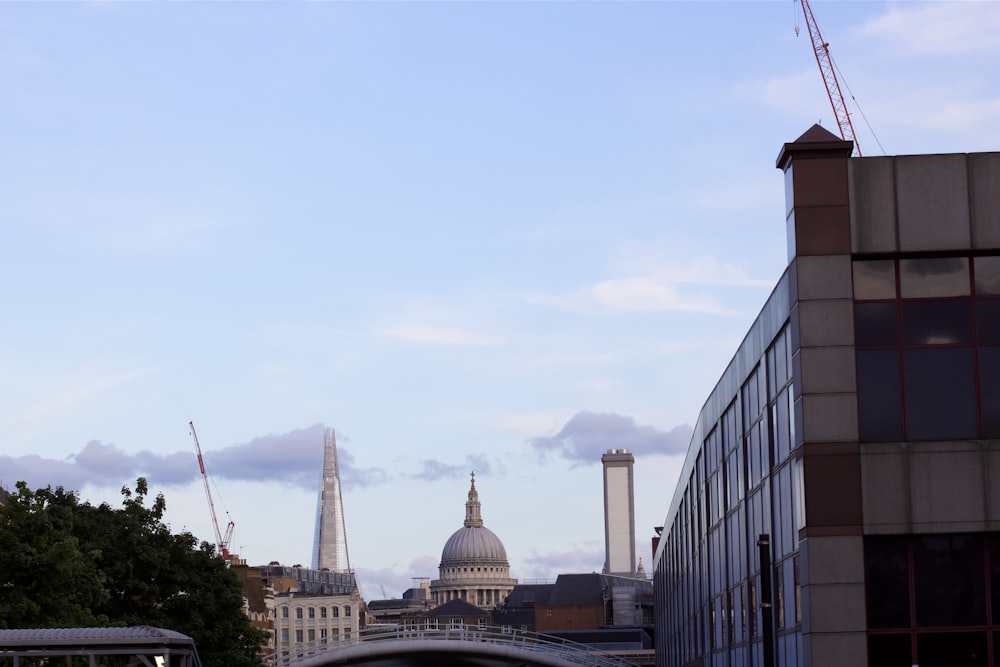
[{"x1": 266, "y1": 626, "x2": 643, "y2": 667}]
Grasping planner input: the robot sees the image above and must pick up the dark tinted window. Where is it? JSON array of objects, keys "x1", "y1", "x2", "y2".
[
  {"x1": 868, "y1": 634, "x2": 911, "y2": 667},
  {"x1": 865, "y1": 537, "x2": 910, "y2": 629},
  {"x1": 855, "y1": 302, "x2": 898, "y2": 347},
  {"x1": 913, "y1": 534, "x2": 985, "y2": 627},
  {"x1": 903, "y1": 348, "x2": 977, "y2": 440},
  {"x1": 857, "y1": 350, "x2": 903, "y2": 441},
  {"x1": 916, "y1": 632, "x2": 987, "y2": 667},
  {"x1": 975, "y1": 298, "x2": 1000, "y2": 344},
  {"x1": 901, "y1": 300, "x2": 972, "y2": 345},
  {"x1": 991, "y1": 535, "x2": 1000, "y2": 621},
  {"x1": 978, "y1": 347, "x2": 1000, "y2": 437}
]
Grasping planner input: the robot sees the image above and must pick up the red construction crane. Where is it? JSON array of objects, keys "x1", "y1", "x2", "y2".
[
  {"x1": 796, "y1": 0, "x2": 861, "y2": 155},
  {"x1": 189, "y1": 420, "x2": 235, "y2": 560}
]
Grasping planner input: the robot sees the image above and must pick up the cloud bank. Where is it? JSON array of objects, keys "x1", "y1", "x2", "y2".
[
  {"x1": 0, "y1": 424, "x2": 388, "y2": 495},
  {"x1": 528, "y1": 410, "x2": 691, "y2": 464}
]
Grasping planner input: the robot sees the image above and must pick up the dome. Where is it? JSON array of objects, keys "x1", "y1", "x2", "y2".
[
  {"x1": 431, "y1": 473, "x2": 516, "y2": 609},
  {"x1": 440, "y1": 525, "x2": 508, "y2": 565}
]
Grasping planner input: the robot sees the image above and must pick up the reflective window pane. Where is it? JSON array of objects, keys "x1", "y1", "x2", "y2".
[
  {"x1": 853, "y1": 260, "x2": 896, "y2": 300},
  {"x1": 974, "y1": 255, "x2": 1000, "y2": 294},
  {"x1": 868, "y1": 634, "x2": 911, "y2": 667},
  {"x1": 903, "y1": 347, "x2": 977, "y2": 440},
  {"x1": 913, "y1": 534, "x2": 985, "y2": 627},
  {"x1": 900, "y1": 257, "x2": 969, "y2": 298},
  {"x1": 855, "y1": 303, "x2": 899, "y2": 347},
  {"x1": 978, "y1": 347, "x2": 1000, "y2": 437},
  {"x1": 857, "y1": 350, "x2": 903, "y2": 441},
  {"x1": 865, "y1": 537, "x2": 910, "y2": 629},
  {"x1": 991, "y1": 535, "x2": 1000, "y2": 623},
  {"x1": 975, "y1": 298, "x2": 1000, "y2": 344},
  {"x1": 901, "y1": 300, "x2": 972, "y2": 345},
  {"x1": 916, "y1": 632, "x2": 987, "y2": 667}
]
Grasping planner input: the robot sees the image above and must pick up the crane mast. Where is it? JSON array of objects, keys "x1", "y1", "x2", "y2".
[
  {"x1": 797, "y1": 0, "x2": 861, "y2": 155},
  {"x1": 189, "y1": 421, "x2": 234, "y2": 560}
]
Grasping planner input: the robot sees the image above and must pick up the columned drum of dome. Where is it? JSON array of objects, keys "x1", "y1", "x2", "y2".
[{"x1": 430, "y1": 473, "x2": 517, "y2": 608}]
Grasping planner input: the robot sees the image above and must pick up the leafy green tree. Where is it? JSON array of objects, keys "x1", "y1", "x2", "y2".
[
  {"x1": 0, "y1": 479, "x2": 267, "y2": 667},
  {"x1": 0, "y1": 483, "x2": 107, "y2": 628}
]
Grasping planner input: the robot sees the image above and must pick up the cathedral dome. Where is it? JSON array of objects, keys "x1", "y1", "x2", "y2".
[
  {"x1": 440, "y1": 525, "x2": 508, "y2": 565},
  {"x1": 430, "y1": 473, "x2": 516, "y2": 609}
]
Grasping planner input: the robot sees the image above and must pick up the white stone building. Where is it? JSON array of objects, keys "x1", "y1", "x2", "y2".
[
  {"x1": 272, "y1": 591, "x2": 362, "y2": 656},
  {"x1": 429, "y1": 473, "x2": 517, "y2": 608}
]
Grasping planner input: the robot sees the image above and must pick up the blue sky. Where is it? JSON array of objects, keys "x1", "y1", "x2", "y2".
[{"x1": 2, "y1": 0, "x2": 998, "y2": 600}]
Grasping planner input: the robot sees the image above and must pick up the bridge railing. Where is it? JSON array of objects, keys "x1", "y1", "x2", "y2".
[{"x1": 264, "y1": 624, "x2": 638, "y2": 667}]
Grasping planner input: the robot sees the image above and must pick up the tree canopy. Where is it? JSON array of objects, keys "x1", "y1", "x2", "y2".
[{"x1": 0, "y1": 479, "x2": 267, "y2": 667}]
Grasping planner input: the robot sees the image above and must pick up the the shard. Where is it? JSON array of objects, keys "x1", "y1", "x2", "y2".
[{"x1": 312, "y1": 427, "x2": 351, "y2": 573}]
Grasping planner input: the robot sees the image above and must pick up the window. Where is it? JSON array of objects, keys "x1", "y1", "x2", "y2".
[
  {"x1": 295, "y1": 630, "x2": 303, "y2": 642},
  {"x1": 501, "y1": 624, "x2": 512, "y2": 634},
  {"x1": 450, "y1": 618, "x2": 464, "y2": 630},
  {"x1": 281, "y1": 628, "x2": 289, "y2": 642},
  {"x1": 900, "y1": 257, "x2": 969, "y2": 298},
  {"x1": 332, "y1": 606, "x2": 339, "y2": 618},
  {"x1": 853, "y1": 256, "x2": 1000, "y2": 441},
  {"x1": 857, "y1": 350, "x2": 903, "y2": 440},
  {"x1": 425, "y1": 619, "x2": 439, "y2": 630},
  {"x1": 344, "y1": 605, "x2": 351, "y2": 617},
  {"x1": 307, "y1": 629, "x2": 315, "y2": 642},
  {"x1": 282, "y1": 607, "x2": 289, "y2": 618},
  {"x1": 320, "y1": 629, "x2": 327, "y2": 640},
  {"x1": 308, "y1": 607, "x2": 315, "y2": 619},
  {"x1": 320, "y1": 607, "x2": 327, "y2": 619},
  {"x1": 853, "y1": 259, "x2": 895, "y2": 299},
  {"x1": 295, "y1": 608, "x2": 303, "y2": 619},
  {"x1": 914, "y1": 534, "x2": 985, "y2": 627},
  {"x1": 478, "y1": 618, "x2": 487, "y2": 630},
  {"x1": 903, "y1": 347, "x2": 977, "y2": 439},
  {"x1": 865, "y1": 533, "x2": 1000, "y2": 666}
]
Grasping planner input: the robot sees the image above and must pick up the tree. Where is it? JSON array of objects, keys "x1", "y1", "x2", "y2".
[
  {"x1": 0, "y1": 479, "x2": 268, "y2": 667},
  {"x1": 0, "y1": 483, "x2": 107, "y2": 628}
]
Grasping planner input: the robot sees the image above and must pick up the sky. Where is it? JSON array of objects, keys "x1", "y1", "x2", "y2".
[{"x1": 2, "y1": 0, "x2": 998, "y2": 602}]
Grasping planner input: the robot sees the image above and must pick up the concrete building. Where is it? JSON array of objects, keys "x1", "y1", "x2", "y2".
[
  {"x1": 603, "y1": 448, "x2": 637, "y2": 577},
  {"x1": 653, "y1": 126, "x2": 1000, "y2": 667},
  {"x1": 430, "y1": 473, "x2": 516, "y2": 608}
]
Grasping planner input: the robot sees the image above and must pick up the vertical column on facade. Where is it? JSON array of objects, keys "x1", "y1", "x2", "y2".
[{"x1": 776, "y1": 125, "x2": 866, "y2": 667}]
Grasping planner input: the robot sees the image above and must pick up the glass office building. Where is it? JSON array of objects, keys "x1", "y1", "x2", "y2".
[{"x1": 652, "y1": 126, "x2": 1000, "y2": 667}]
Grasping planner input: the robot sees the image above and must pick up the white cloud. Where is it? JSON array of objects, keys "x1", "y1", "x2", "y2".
[
  {"x1": 861, "y1": 3, "x2": 1000, "y2": 56},
  {"x1": 736, "y1": 69, "x2": 818, "y2": 116},
  {"x1": 921, "y1": 97, "x2": 1000, "y2": 131},
  {"x1": 534, "y1": 256, "x2": 772, "y2": 315},
  {"x1": 592, "y1": 277, "x2": 732, "y2": 314},
  {"x1": 377, "y1": 324, "x2": 503, "y2": 346}
]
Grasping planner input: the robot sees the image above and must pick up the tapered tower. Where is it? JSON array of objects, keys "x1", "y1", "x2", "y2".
[{"x1": 312, "y1": 428, "x2": 351, "y2": 573}]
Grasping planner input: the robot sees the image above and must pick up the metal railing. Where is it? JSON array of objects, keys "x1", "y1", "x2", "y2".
[{"x1": 265, "y1": 625, "x2": 639, "y2": 667}]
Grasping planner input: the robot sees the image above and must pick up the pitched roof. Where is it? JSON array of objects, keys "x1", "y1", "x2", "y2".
[
  {"x1": 547, "y1": 574, "x2": 606, "y2": 605},
  {"x1": 503, "y1": 583, "x2": 554, "y2": 608},
  {"x1": 428, "y1": 598, "x2": 488, "y2": 617}
]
